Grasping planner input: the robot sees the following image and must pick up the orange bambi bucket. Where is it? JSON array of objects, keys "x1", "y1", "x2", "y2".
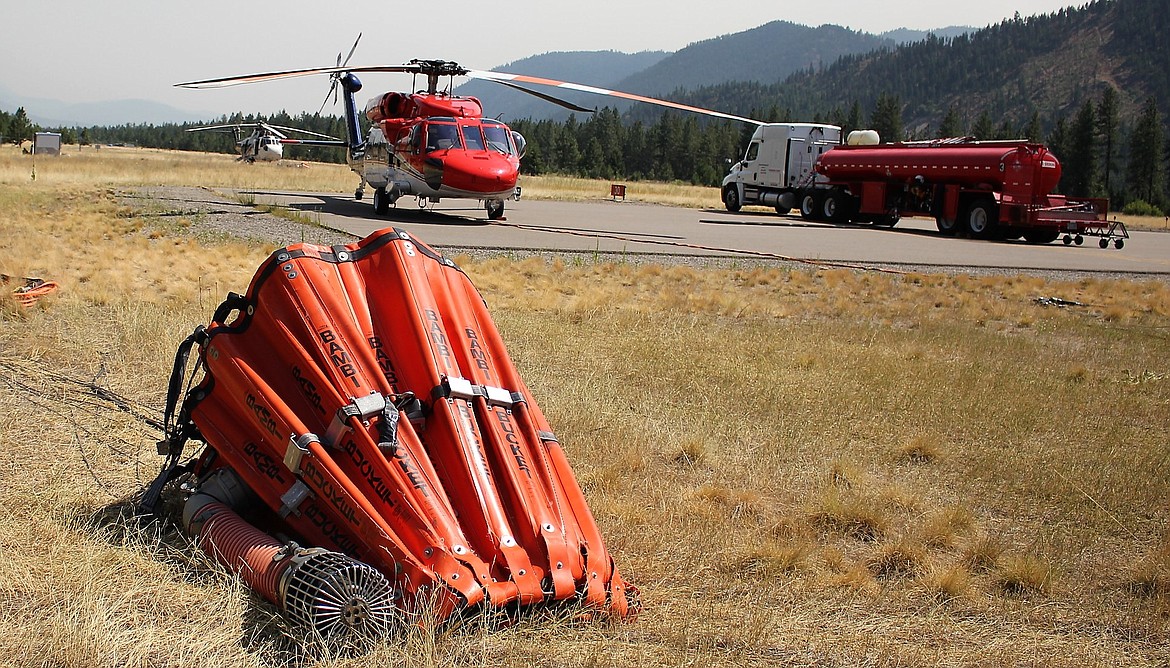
[{"x1": 144, "y1": 227, "x2": 636, "y2": 639}]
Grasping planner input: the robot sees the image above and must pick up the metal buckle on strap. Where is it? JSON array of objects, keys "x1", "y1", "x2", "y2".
[
  {"x1": 432, "y1": 376, "x2": 522, "y2": 408},
  {"x1": 284, "y1": 433, "x2": 320, "y2": 473},
  {"x1": 325, "y1": 393, "x2": 386, "y2": 447}
]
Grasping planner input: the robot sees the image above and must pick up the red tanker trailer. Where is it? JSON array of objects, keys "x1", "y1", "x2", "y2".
[{"x1": 800, "y1": 136, "x2": 1124, "y2": 247}]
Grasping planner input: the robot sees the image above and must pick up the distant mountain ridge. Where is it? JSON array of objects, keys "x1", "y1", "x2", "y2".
[
  {"x1": 0, "y1": 83, "x2": 211, "y2": 127},
  {"x1": 454, "y1": 50, "x2": 669, "y2": 122},
  {"x1": 612, "y1": 21, "x2": 893, "y2": 96},
  {"x1": 459, "y1": 22, "x2": 978, "y2": 123}
]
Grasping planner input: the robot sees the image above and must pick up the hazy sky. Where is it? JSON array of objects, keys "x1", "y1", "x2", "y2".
[{"x1": 2, "y1": 0, "x2": 1079, "y2": 117}]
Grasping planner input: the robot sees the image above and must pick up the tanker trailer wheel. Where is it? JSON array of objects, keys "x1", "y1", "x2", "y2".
[
  {"x1": 799, "y1": 192, "x2": 820, "y2": 220},
  {"x1": 963, "y1": 198, "x2": 998, "y2": 239},
  {"x1": 723, "y1": 186, "x2": 742, "y2": 212},
  {"x1": 936, "y1": 214, "x2": 960, "y2": 236},
  {"x1": 821, "y1": 191, "x2": 852, "y2": 224},
  {"x1": 1023, "y1": 228, "x2": 1060, "y2": 244}
]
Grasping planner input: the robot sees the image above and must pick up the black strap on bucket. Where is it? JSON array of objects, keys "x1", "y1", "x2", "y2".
[{"x1": 138, "y1": 326, "x2": 207, "y2": 516}]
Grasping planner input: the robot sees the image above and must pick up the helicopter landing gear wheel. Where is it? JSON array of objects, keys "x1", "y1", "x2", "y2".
[
  {"x1": 373, "y1": 187, "x2": 390, "y2": 216},
  {"x1": 486, "y1": 199, "x2": 505, "y2": 220}
]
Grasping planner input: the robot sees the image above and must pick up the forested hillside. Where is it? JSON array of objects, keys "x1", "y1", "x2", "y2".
[
  {"x1": 668, "y1": 0, "x2": 1167, "y2": 135},
  {"x1": 614, "y1": 22, "x2": 891, "y2": 96}
]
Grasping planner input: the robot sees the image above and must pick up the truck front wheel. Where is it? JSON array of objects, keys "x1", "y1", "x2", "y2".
[
  {"x1": 964, "y1": 198, "x2": 998, "y2": 239},
  {"x1": 799, "y1": 192, "x2": 820, "y2": 220},
  {"x1": 723, "y1": 186, "x2": 741, "y2": 212}
]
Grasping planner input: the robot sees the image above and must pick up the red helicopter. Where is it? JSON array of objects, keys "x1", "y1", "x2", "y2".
[{"x1": 176, "y1": 36, "x2": 760, "y2": 220}]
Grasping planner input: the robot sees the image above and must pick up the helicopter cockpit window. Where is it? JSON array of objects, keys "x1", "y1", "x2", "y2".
[
  {"x1": 481, "y1": 123, "x2": 514, "y2": 155},
  {"x1": 461, "y1": 124, "x2": 486, "y2": 151},
  {"x1": 425, "y1": 124, "x2": 462, "y2": 151}
]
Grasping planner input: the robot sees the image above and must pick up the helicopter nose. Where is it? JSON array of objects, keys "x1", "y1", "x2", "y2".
[{"x1": 438, "y1": 152, "x2": 518, "y2": 194}]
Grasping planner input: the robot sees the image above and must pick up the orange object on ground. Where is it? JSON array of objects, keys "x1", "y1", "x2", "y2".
[
  {"x1": 2, "y1": 275, "x2": 59, "y2": 307},
  {"x1": 149, "y1": 227, "x2": 635, "y2": 634}
]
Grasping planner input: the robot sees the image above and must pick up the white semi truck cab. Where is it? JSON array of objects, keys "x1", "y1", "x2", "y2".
[{"x1": 721, "y1": 123, "x2": 842, "y2": 213}]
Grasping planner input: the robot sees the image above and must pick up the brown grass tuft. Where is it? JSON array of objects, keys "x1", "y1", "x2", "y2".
[
  {"x1": 995, "y1": 554, "x2": 1054, "y2": 595},
  {"x1": 896, "y1": 434, "x2": 944, "y2": 464},
  {"x1": 734, "y1": 543, "x2": 811, "y2": 576},
  {"x1": 962, "y1": 536, "x2": 1007, "y2": 573},
  {"x1": 921, "y1": 565, "x2": 973, "y2": 601},
  {"x1": 867, "y1": 540, "x2": 928, "y2": 579},
  {"x1": 810, "y1": 490, "x2": 888, "y2": 541},
  {"x1": 671, "y1": 438, "x2": 706, "y2": 467},
  {"x1": 919, "y1": 505, "x2": 976, "y2": 549},
  {"x1": 1127, "y1": 544, "x2": 1170, "y2": 598}
]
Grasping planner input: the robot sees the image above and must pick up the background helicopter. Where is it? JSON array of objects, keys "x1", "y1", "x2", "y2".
[
  {"x1": 177, "y1": 36, "x2": 761, "y2": 219},
  {"x1": 186, "y1": 121, "x2": 341, "y2": 163}
]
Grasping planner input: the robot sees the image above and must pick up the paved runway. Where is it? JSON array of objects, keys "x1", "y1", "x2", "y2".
[{"x1": 226, "y1": 188, "x2": 1170, "y2": 275}]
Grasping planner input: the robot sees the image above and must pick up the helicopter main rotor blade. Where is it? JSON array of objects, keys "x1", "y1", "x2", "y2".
[
  {"x1": 258, "y1": 122, "x2": 287, "y2": 139},
  {"x1": 467, "y1": 70, "x2": 763, "y2": 125},
  {"x1": 176, "y1": 64, "x2": 424, "y2": 89},
  {"x1": 488, "y1": 80, "x2": 595, "y2": 113},
  {"x1": 267, "y1": 124, "x2": 342, "y2": 140},
  {"x1": 176, "y1": 61, "x2": 763, "y2": 125}
]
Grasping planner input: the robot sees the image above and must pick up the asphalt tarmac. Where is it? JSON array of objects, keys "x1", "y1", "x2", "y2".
[{"x1": 224, "y1": 188, "x2": 1170, "y2": 276}]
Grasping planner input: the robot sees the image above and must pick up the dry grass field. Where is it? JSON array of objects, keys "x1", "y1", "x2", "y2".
[{"x1": 1, "y1": 145, "x2": 1169, "y2": 667}]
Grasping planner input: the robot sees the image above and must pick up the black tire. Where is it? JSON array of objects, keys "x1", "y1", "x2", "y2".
[
  {"x1": 936, "y1": 215, "x2": 960, "y2": 236},
  {"x1": 1022, "y1": 228, "x2": 1060, "y2": 244},
  {"x1": 964, "y1": 198, "x2": 997, "y2": 239},
  {"x1": 486, "y1": 199, "x2": 505, "y2": 220},
  {"x1": 724, "y1": 186, "x2": 741, "y2": 212},
  {"x1": 821, "y1": 191, "x2": 851, "y2": 224},
  {"x1": 799, "y1": 192, "x2": 820, "y2": 220},
  {"x1": 373, "y1": 187, "x2": 390, "y2": 215}
]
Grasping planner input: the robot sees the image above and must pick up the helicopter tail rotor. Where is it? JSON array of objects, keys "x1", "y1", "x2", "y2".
[{"x1": 320, "y1": 32, "x2": 362, "y2": 114}]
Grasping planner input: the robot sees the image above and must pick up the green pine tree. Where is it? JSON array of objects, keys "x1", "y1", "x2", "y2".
[
  {"x1": 1126, "y1": 97, "x2": 1165, "y2": 207},
  {"x1": 1096, "y1": 87, "x2": 1120, "y2": 197}
]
